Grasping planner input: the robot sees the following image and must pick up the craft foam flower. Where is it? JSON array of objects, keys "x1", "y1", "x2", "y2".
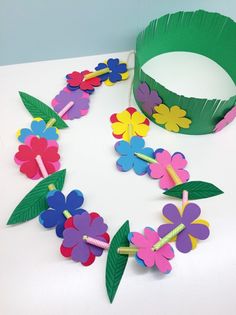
[
  {"x1": 115, "y1": 136, "x2": 154, "y2": 175},
  {"x1": 39, "y1": 190, "x2": 86, "y2": 238},
  {"x1": 66, "y1": 70, "x2": 101, "y2": 93},
  {"x1": 110, "y1": 107, "x2": 150, "y2": 141},
  {"x1": 14, "y1": 136, "x2": 60, "y2": 180},
  {"x1": 152, "y1": 104, "x2": 191, "y2": 132},
  {"x1": 95, "y1": 58, "x2": 129, "y2": 86},
  {"x1": 17, "y1": 118, "x2": 59, "y2": 143},
  {"x1": 135, "y1": 82, "x2": 162, "y2": 116},
  {"x1": 158, "y1": 203, "x2": 210, "y2": 253},
  {"x1": 51, "y1": 87, "x2": 90, "y2": 120},
  {"x1": 61, "y1": 212, "x2": 110, "y2": 266},
  {"x1": 214, "y1": 106, "x2": 236, "y2": 132},
  {"x1": 128, "y1": 227, "x2": 174, "y2": 273},
  {"x1": 148, "y1": 149, "x2": 190, "y2": 190}
]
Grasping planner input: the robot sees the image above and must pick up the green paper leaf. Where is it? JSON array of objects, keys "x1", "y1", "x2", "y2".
[
  {"x1": 163, "y1": 181, "x2": 224, "y2": 200},
  {"x1": 106, "y1": 220, "x2": 130, "y2": 303},
  {"x1": 7, "y1": 169, "x2": 66, "y2": 225},
  {"x1": 19, "y1": 91, "x2": 68, "y2": 129}
]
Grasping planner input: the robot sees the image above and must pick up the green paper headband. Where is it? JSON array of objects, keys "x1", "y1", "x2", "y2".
[{"x1": 133, "y1": 10, "x2": 236, "y2": 135}]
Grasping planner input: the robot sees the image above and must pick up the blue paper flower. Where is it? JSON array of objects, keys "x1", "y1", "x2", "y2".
[
  {"x1": 95, "y1": 58, "x2": 128, "y2": 85},
  {"x1": 39, "y1": 190, "x2": 86, "y2": 238},
  {"x1": 17, "y1": 118, "x2": 59, "y2": 143},
  {"x1": 115, "y1": 136, "x2": 154, "y2": 175}
]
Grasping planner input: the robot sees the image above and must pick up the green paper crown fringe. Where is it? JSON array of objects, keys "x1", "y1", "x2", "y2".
[
  {"x1": 19, "y1": 91, "x2": 68, "y2": 129},
  {"x1": 164, "y1": 181, "x2": 223, "y2": 200},
  {"x1": 106, "y1": 220, "x2": 130, "y2": 303},
  {"x1": 7, "y1": 169, "x2": 66, "y2": 225},
  {"x1": 133, "y1": 10, "x2": 236, "y2": 135}
]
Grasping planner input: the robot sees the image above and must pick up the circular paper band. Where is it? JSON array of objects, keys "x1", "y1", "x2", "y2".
[{"x1": 133, "y1": 10, "x2": 236, "y2": 134}]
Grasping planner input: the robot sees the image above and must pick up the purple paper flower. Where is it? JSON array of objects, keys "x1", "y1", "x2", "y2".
[
  {"x1": 158, "y1": 203, "x2": 210, "y2": 253},
  {"x1": 51, "y1": 87, "x2": 90, "y2": 120},
  {"x1": 61, "y1": 212, "x2": 110, "y2": 266},
  {"x1": 135, "y1": 82, "x2": 162, "y2": 116}
]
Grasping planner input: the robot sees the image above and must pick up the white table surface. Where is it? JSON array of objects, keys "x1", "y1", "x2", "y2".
[{"x1": 0, "y1": 51, "x2": 236, "y2": 315}]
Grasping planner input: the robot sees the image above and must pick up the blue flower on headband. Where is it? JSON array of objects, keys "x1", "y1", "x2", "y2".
[
  {"x1": 17, "y1": 118, "x2": 59, "y2": 143},
  {"x1": 39, "y1": 190, "x2": 86, "y2": 238},
  {"x1": 95, "y1": 58, "x2": 129, "y2": 85},
  {"x1": 115, "y1": 136, "x2": 154, "y2": 175}
]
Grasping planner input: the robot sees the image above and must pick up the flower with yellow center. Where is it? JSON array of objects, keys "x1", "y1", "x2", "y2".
[
  {"x1": 152, "y1": 104, "x2": 191, "y2": 132},
  {"x1": 110, "y1": 107, "x2": 150, "y2": 141}
]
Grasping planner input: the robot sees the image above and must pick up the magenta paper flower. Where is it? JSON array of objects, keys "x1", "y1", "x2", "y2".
[
  {"x1": 135, "y1": 82, "x2": 162, "y2": 116},
  {"x1": 148, "y1": 149, "x2": 190, "y2": 190},
  {"x1": 14, "y1": 136, "x2": 60, "y2": 179},
  {"x1": 158, "y1": 203, "x2": 210, "y2": 253},
  {"x1": 66, "y1": 70, "x2": 101, "y2": 92},
  {"x1": 51, "y1": 87, "x2": 90, "y2": 120},
  {"x1": 128, "y1": 227, "x2": 174, "y2": 273}
]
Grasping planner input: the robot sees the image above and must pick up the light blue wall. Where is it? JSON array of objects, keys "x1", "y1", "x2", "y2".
[{"x1": 0, "y1": 0, "x2": 235, "y2": 66}]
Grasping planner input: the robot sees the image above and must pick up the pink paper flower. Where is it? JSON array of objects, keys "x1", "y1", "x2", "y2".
[
  {"x1": 129, "y1": 227, "x2": 174, "y2": 273},
  {"x1": 214, "y1": 106, "x2": 236, "y2": 132},
  {"x1": 148, "y1": 149, "x2": 190, "y2": 190},
  {"x1": 14, "y1": 136, "x2": 60, "y2": 179}
]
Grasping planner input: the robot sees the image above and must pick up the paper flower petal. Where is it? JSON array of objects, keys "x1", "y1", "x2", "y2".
[
  {"x1": 162, "y1": 203, "x2": 181, "y2": 224},
  {"x1": 66, "y1": 190, "x2": 84, "y2": 211},
  {"x1": 115, "y1": 141, "x2": 131, "y2": 155},
  {"x1": 155, "y1": 149, "x2": 172, "y2": 165},
  {"x1": 71, "y1": 241, "x2": 90, "y2": 263},
  {"x1": 175, "y1": 230, "x2": 193, "y2": 253},
  {"x1": 116, "y1": 156, "x2": 133, "y2": 171},
  {"x1": 182, "y1": 203, "x2": 201, "y2": 225},
  {"x1": 188, "y1": 223, "x2": 210, "y2": 240},
  {"x1": 47, "y1": 190, "x2": 66, "y2": 212},
  {"x1": 39, "y1": 209, "x2": 58, "y2": 228},
  {"x1": 154, "y1": 253, "x2": 172, "y2": 273}
]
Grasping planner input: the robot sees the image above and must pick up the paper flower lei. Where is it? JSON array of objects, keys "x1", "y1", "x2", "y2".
[
  {"x1": 10, "y1": 58, "x2": 128, "y2": 268},
  {"x1": 8, "y1": 58, "x2": 224, "y2": 305},
  {"x1": 10, "y1": 58, "x2": 128, "y2": 264}
]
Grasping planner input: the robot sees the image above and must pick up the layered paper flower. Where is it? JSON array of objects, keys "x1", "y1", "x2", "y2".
[
  {"x1": 66, "y1": 70, "x2": 101, "y2": 93},
  {"x1": 128, "y1": 227, "x2": 174, "y2": 273},
  {"x1": 110, "y1": 107, "x2": 150, "y2": 141},
  {"x1": 61, "y1": 212, "x2": 110, "y2": 266},
  {"x1": 148, "y1": 149, "x2": 190, "y2": 190},
  {"x1": 152, "y1": 104, "x2": 191, "y2": 132},
  {"x1": 95, "y1": 58, "x2": 129, "y2": 86},
  {"x1": 158, "y1": 203, "x2": 210, "y2": 253},
  {"x1": 17, "y1": 118, "x2": 58, "y2": 143},
  {"x1": 14, "y1": 136, "x2": 60, "y2": 179},
  {"x1": 51, "y1": 87, "x2": 90, "y2": 120},
  {"x1": 115, "y1": 136, "x2": 154, "y2": 175},
  {"x1": 39, "y1": 190, "x2": 86, "y2": 238},
  {"x1": 135, "y1": 82, "x2": 162, "y2": 116}
]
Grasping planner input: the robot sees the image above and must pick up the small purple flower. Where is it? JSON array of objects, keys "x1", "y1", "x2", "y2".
[
  {"x1": 135, "y1": 82, "x2": 162, "y2": 116},
  {"x1": 158, "y1": 203, "x2": 210, "y2": 253},
  {"x1": 51, "y1": 87, "x2": 90, "y2": 120},
  {"x1": 61, "y1": 212, "x2": 109, "y2": 266}
]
